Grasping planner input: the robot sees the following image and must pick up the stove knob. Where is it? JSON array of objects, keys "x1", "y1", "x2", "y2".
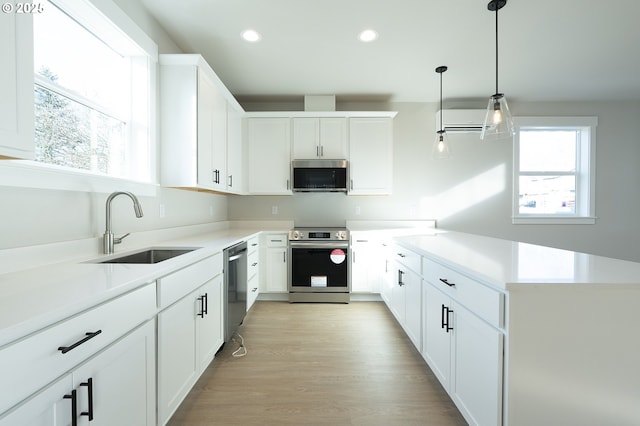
[{"x1": 292, "y1": 231, "x2": 299, "y2": 240}]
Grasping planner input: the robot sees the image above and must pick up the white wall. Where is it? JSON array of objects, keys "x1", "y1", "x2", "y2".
[{"x1": 229, "y1": 100, "x2": 640, "y2": 262}]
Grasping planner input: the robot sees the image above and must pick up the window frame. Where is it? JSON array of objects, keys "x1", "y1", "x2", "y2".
[
  {"x1": 1, "y1": 0, "x2": 158, "y2": 195},
  {"x1": 512, "y1": 116, "x2": 597, "y2": 225}
]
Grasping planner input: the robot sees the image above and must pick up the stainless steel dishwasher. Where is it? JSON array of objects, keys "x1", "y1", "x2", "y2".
[{"x1": 223, "y1": 241, "x2": 247, "y2": 342}]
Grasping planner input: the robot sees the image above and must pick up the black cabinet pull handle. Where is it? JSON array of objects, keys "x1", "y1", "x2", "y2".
[
  {"x1": 441, "y1": 304, "x2": 454, "y2": 332},
  {"x1": 397, "y1": 253, "x2": 406, "y2": 258},
  {"x1": 252, "y1": 262, "x2": 258, "y2": 267},
  {"x1": 64, "y1": 389, "x2": 78, "y2": 426},
  {"x1": 398, "y1": 270, "x2": 405, "y2": 286},
  {"x1": 252, "y1": 287, "x2": 258, "y2": 292},
  {"x1": 439, "y1": 278, "x2": 455, "y2": 287},
  {"x1": 198, "y1": 295, "x2": 206, "y2": 318},
  {"x1": 80, "y1": 378, "x2": 94, "y2": 421},
  {"x1": 58, "y1": 330, "x2": 102, "y2": 354},
  {"x1": 441, "y1": 304, "x2": 446, "y2": 329},
  {"x1": 204, "y1": 292, "x2": 208, "y2": 315}
]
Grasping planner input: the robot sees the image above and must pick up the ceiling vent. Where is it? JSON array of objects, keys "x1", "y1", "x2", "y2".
[{"x1": 436, "y1": 109, "x2": 486, "y2": 133}]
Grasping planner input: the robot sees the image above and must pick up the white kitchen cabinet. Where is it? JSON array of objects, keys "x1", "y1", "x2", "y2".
[
  {"x1": 292, "y1": 117, "x2": 347, "y2": 159},
  {"x1": 0, "y1": 12, "x2": 34, "y2": 159},
  {"x1": 261, "y1": 233, "x2": 288, "y2": 293},
  {"x1": 247, "y1": 235, "x2": 260, "y2": 310},
  {"x1": 160, "y1": 54, "x2": 242, "y2": 193},
  {"x1": 157, "y1": 272, "x2": 223, "y2": 425},
  {"x1": 391, "y1": 262, "x2": 422, "y2": 350},
  {"x1": 0, "y1": 319, "x2": 156, "y2": 426},
  {"x1": 379, "y1": 242, "x2": 395, "y2": 304},
  {"x1": 348, "y1": 117, "x2": 393, "y2": 195},
  {"x1": 421, "y1": 261, "x2": 503, "y2": 426},
  {"x1": 350, "y1": 233, "x2": 381, "y2": 293},
  {"x1": 226, "y1": 103, "x2": 245, "y2": 193},
  {"x1": 247, "y1": 118, "x2": 292, "y2": 194}
]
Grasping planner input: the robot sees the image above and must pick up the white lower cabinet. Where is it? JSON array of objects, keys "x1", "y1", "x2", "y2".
[
  {"x1": 0, "y1": 320, "x2": 156, "y2": 426},
  {"x1": 261, "y1": 233, "x2": 288, "y2": 293},
  {"x1": 422, "y1": 280, "x2": 503, "y2": 426},
  {"x1": 247, "y1": 235, "x2": 260, "y2": 310},
  {"x1": 157, "y1": 274, "x2": 223, "y2": 425},
  {"x1": 350, "y1": 234, "x2": 381, "y2": 293}
]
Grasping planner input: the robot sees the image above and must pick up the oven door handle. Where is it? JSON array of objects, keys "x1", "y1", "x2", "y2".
[{"x1": 289, "y1": 241, "x2": 349, "y2": 249}]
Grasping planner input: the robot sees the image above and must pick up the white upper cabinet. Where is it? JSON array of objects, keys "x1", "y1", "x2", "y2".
[
  {"x1": 292, "y1": 117, "x2": 347, "y2": 159},
  {"x1": 226, "y1": 103, "x2": 245, "y2": 194},
  {"x1": 247, "y1": 118, "x2": 292, "y2": 195},
  {"x1": 348, "y1": 117, "x2": 393, "y2": 195},
  {"x1": 159, "y1": 54, "x2": 244, "y2": 193},
  {"x1": 0, "y1": 13, "x2": 34, "y2": 159}
]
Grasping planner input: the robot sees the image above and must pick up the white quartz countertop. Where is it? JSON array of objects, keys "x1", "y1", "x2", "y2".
[
  {"x1": 395, "y1": 230, "x2": 640, "y2": 291},
  {"x1": 0, "y1": 228, "x2": 264, "y2": 347}
]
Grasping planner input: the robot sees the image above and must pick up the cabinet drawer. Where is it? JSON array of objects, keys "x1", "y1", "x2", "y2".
[
  {"x1": 422, "y1": 257, "x2": 503, "y2": 328},
  {"x1": 0, "y1": 283, "x2": 156, "y2": 414},
  {"x1": 394, "y1": 246, "x2": 421, "y2": 275},
  {"x1": 247, "y1": 235, "x2": 259, "y2": 253},
  {"x1": 158, "y1": 253, "x2": 222, "y2": 309},
  {"x1": 248, "y1": 250, "x2": 259, "y2": 280},
  {"x1": 265, "y1": 233, "x2": 287, "y2": 248}
]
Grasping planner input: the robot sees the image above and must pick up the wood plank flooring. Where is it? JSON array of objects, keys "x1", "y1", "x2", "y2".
[{"x1": 167, "y1": 301, "x2": 467, "y2": 426}]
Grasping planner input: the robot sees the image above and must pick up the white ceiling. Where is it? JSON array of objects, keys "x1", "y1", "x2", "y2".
[{"x1": 140, "y1": 0, "x2": 640, "y2": 103}]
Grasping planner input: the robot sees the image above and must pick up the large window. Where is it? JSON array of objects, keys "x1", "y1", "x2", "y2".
[
  {"x1": 513, "y1": 117, "x2": 597, "y2": 224},
  {"x1": 32, "y1": 0, "x2": 154, "y2": 183}
]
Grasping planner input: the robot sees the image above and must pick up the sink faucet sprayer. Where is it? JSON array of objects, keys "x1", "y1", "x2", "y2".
[{"x1": 103, "y1": 191, "x2": 144, "y2": 254}]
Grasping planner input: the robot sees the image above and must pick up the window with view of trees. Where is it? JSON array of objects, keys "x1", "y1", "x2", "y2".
[
  {"x1": 32, "y1": 0, "x2": 152, "y2": 182},
  {"x1": 513, "y1": 117, "x2": 597, "y2": 224}
]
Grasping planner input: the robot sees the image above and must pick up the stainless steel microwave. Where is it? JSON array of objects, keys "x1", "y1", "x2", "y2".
[{"x1": 291, "y1": 159, "x2": 348, "y2": 192}]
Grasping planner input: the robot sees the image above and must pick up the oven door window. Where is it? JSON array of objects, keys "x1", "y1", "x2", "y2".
[{"x1": 291, "y1": 247, "x2": 348, "y2": 288}]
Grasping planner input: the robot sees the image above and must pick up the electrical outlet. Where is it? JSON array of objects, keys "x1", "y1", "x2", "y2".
[
  {"x1": 159, "y1": 204, "x2": 166, "y2": 218},
  {"x1": 271, "y1": 206, "x2": 278, "y2": 215},
  {"x1": 355, "y1": 206, "x2": 361, "y2": 216}
]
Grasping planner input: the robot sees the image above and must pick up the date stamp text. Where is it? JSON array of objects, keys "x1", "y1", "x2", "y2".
[{"x1": 2, "y1": 2, "x2": 45, "y2": 13}]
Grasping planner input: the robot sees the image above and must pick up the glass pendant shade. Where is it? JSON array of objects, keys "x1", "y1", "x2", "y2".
[
  {"x1": 432, "y1": 130, "x2": 451, "y2": 159},
  {"x1": 481, "y1": 93, "x2": 514, "y2": 141}
]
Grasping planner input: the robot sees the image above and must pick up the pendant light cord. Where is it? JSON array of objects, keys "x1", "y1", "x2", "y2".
[
  {"x1": 439, "y1": 71, "x2": 443, "y2": 131},
  {"x1": 495, "y1": 3, "x2": 499, "y2": 94}
]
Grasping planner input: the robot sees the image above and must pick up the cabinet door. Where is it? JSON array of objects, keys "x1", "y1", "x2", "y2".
[
  {"x1": 73, "y1": 321, "x2": 156, "y2": 426},
  {"x1": 196, "y1": 71, "x2": 221, "y2": 190},
  {"x1": 0, "y1": 375, "x2": 73, "y2": 426},
  {"x1": 423, "y1": 283, "x2": 452, "y2": 389},
  {"x1": 248, "y1": 118, "x2": 292, "y2": 194},
  {"x1": 450, "y1": 303, "x2": 503, "y2": 426},
  {"x1": 319, "y1": 118, "x2": 347, "y2": 158},
  {"x1": 157, "y1": 293, "x2": 198, "y2": 424},
  {"x1": 226, "y1": 103, "x2": 244, "y2": 193},
  {"x1": 390, "y1": 263, "x2": 406, "y2": 323},
  {"x1": 264, "y1": 247, "x2": 288, "y2": 292},
  {"x1": 291, "y1": 118, "x2": 319, "y2": 159},
  {"x1": 351, "y1": 237, "x2": 380, "y2": 293},
  {"x1": 403, "y1": 268, "x2": 422, "y2": 351},
  {"x1": 210, "y1": 83, "x2": 227, "y2": 192},
  {"x1": 0, "y1": 12, "x2": 34, "y2": 159},
  {"x1": 349, "y1": 117, "x2": 393, "y2": 195},
  {"x1": 196, "y1": 275, "x2": 224, "y2": 372},
  {"x1": 380, "y1": 243, "x2": 395, "y2": 304}
]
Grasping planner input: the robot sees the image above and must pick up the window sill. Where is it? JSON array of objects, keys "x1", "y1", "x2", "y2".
[
  {"x1": 0, "y1": 160, "x2": 158, "y2": 196},
  {"x1": 512, "y1": 216, "x2": 596, "y2": 225}
]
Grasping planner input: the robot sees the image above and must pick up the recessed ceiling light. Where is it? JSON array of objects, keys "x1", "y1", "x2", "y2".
[
  {"x1": 241, "y1": 29, "x2": 261, "y2": 42},
  {"x1": 358, "y1": 29, "x2": 378, "y2": 42}
]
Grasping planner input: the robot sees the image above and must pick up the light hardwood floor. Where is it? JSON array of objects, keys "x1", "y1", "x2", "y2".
[{"x1": 168, "y1": 301, "x2": 467, "y2": 426}]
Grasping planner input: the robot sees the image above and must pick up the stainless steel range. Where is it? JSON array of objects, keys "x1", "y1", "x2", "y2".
[{"x1": 288, "y1": 227, "x2": 350, "y2": 303}]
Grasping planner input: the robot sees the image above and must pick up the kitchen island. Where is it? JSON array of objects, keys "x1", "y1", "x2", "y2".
[{"x1": 392, "y1": 230, "x2": 640, "y2": 426}]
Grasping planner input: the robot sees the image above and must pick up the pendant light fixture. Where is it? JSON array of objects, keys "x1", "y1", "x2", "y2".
[
  {"x1": 432, "y1": 65, "x2": 451, "y2": 159},
  {"x1": 481, "y1": 0, "x2": 514, "y2": 141}
]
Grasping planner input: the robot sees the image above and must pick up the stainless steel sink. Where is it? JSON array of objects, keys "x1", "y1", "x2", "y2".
[{"x1": 97, "y1": 248, "x2": 199, "y2": 264}]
